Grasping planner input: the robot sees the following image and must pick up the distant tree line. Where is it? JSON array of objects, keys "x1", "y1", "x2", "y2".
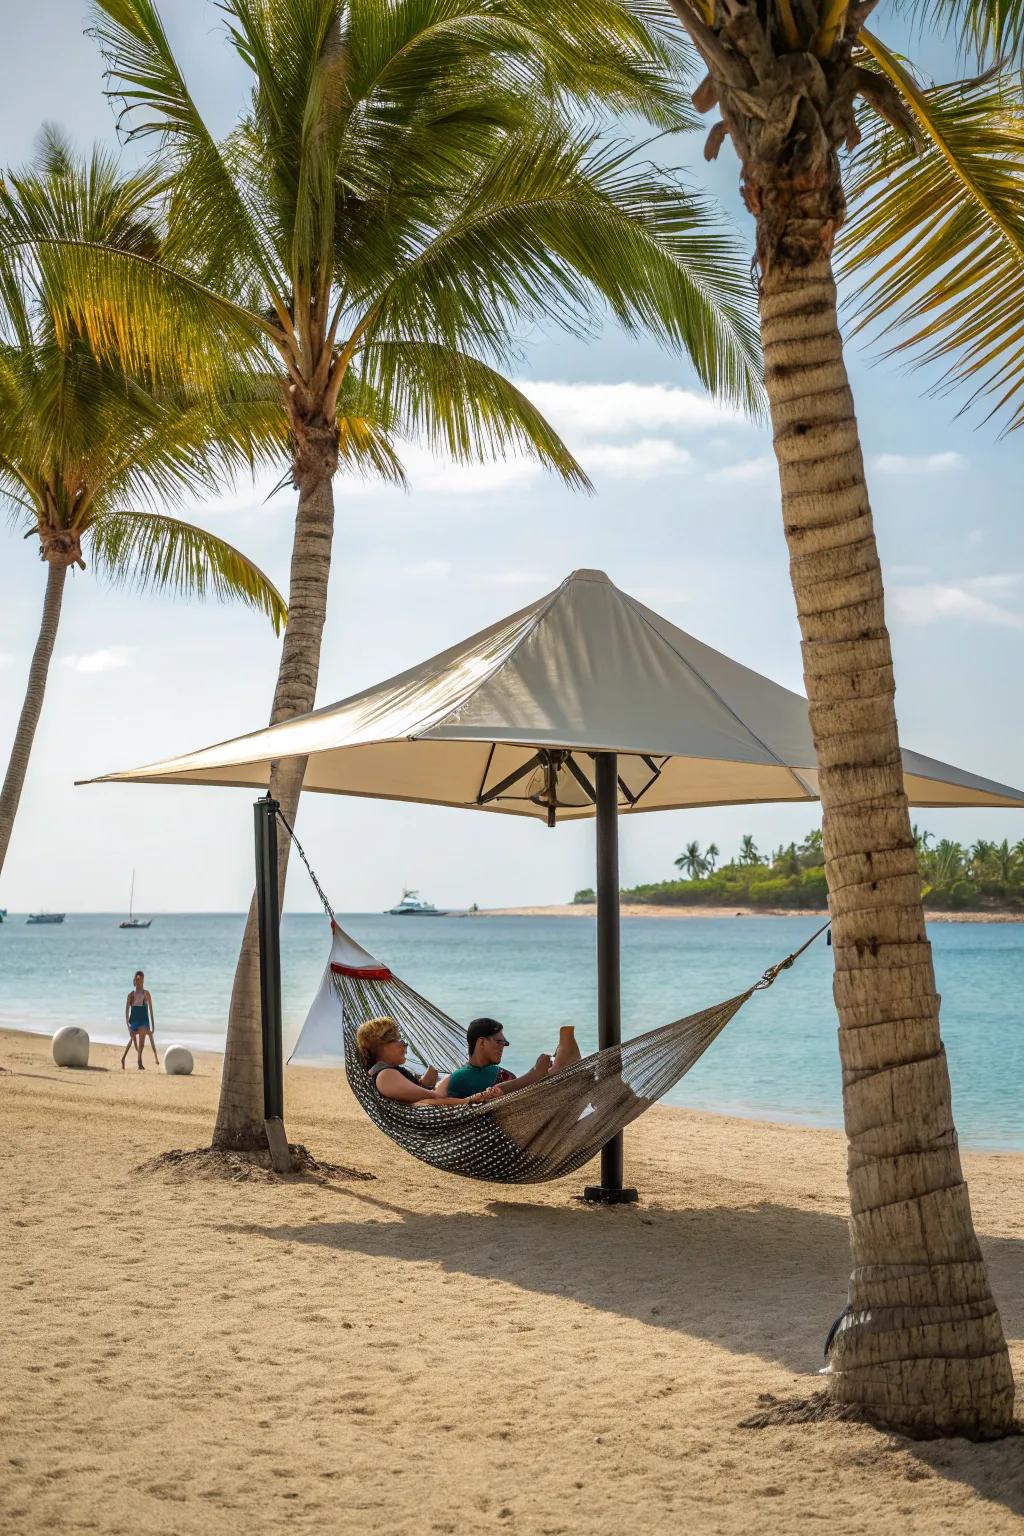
[{"x1": 572, "y1": 828, "x2": 1024, "y2": 912}]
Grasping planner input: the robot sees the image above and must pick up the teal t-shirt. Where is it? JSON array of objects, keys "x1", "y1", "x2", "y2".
[{"x1": 446, "y1": 1063, "x2": 511, "y2": 1099}]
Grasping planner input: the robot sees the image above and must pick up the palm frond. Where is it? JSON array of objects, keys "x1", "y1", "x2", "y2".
[
  {"x1": 840, "y1": 35, "x2": 1024, "y2": 431},
  {"x1": 0, "y1": 130, "x2": 162, "y2": 353},
  {"x1": 892, "y1": 0, "x2": 1024, "y2": 67},
  {"x1": 358, "y1": 339, "x2": 590, "y2": 485},
  {"x1": 338, "y1": 0, "x2": 697, "y2": 136},
  {"x1": 363, "y1": 128, "x2": 764, "y2": 416},
  {"x1": 87, "y1": 510, "x2": 287, "y2": 632},
  {"x1": 0, "y1": 229, "x2": 276, "y2": 389},
  {"x1": 90, "y1": 0, "x2": 288, "y2": 303},
  {"x1": 336, "y1": 413, "x2": 409, "y2": 484}
]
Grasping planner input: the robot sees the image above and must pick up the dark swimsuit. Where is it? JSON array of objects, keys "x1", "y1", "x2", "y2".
[
  {"x1": 369, "y1": 1063, "x2": 422, "y2": 1093},
  {"x1": 129, "y1": 994, "x2": 150, "y2": 1032}
]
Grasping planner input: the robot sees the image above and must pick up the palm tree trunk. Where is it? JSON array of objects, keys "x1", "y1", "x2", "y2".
[
  {"x1": 0, "y1": 562, "x2": 68, "y2": 877},
  {"x1": 761, "y1": 255, "x2": 1014, "y2": 1437},
  {"x1": 213, "y1": 426, "x2": 336, "y2": 1151}
]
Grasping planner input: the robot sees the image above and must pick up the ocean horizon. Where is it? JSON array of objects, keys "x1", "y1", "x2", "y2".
[{"x1": 2, "y1": 909, "x2": 1021, "y2": 1151}]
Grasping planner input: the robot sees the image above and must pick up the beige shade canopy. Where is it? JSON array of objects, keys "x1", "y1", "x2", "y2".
[{"x1": 84, "y1": 568, "x2": 1024, "y2": 818}]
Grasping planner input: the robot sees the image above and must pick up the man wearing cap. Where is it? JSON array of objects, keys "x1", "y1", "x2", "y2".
[{"x1": 442, "y1": 1017, "x2": 581, "y2": 1099}]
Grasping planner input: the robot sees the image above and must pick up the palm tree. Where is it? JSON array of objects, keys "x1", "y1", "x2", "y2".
[
  {"x1": 911, "y1": 824, "x2": 933, "y2": 855},
  {"x1": 675, "y1": 840, "x2": 706, "y2": 879},
  {"x1": 738, "y1": 833, "x2": 761, "y2": 865},
  {"x1": 704, "y1": 840, "x2": 719, "y2": 872},
  {"x1": 992, "y1": 840, "x2": 1015, "y2": 885},
  {"x1": 49, "y1": 0, "x2": 765, "y2": 1152},
  {"x1": 931, "y1": 839, "x2": 967, "y2": 892},
  {"x1": 659, "y1": 1, "x2": 1016, "y2": 1434},
  {"x1": 797, "y1": 827, "x2": 824, "y2": 867},
  {"x1": 0, "y1": 136, "x2": 287, "y2": 878},
  {"x1": 774, "y1": 842, "x2": 800, "y2": 879}
]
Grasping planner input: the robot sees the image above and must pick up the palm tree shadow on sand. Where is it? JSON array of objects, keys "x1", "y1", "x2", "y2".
[{"x1": 220, "y1": 1193, "x2": 1023, "y2": 1516}]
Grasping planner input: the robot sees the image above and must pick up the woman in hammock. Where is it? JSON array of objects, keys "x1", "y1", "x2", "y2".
[{"x1": 356, "y1": 1017, "x2": 502, "y2": 1108}]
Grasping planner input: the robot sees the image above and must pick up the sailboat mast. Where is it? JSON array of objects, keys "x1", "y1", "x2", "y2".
[{"x1": 129, "y1": 868, "x2": 135, "y2": 920}]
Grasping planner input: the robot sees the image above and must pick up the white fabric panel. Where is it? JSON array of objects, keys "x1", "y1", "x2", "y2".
[
  {"x1": 439, "y1": 569, "x2": 786, "y2": 764},
  {"x1": 85, "y1": 569, "x2": 1024, "y2": 812},
  {"x1": 284, "y1": 924, "x2": 372, "y2": 1064}
]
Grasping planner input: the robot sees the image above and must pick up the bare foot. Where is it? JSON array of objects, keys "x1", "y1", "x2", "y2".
[{"x1": 138, "y1": 1063, "x2": 145, "y2": 1071}]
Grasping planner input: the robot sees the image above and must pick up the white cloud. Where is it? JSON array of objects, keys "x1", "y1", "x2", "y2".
[
  {"x1": 403, "y1": 558, "x2": 452, "y2": 579},
  {"x1": 62, "y1": 647, "x2": 134, "y2": 674},
  {"x1": 488, "y1": 570, "x2": 546, "y2": 586},
  {"x1": 202, "y1": 380, "x2": 745, "y2": 508},
  {"x1": 583, "y1": 439, "x2": 691, "y2": 478},
  {"x1": 889, "y1": 579, "x2": 1024, "y2": 630},
  {"x1": 348, "y1": 442, "x2": 543, "y2": 498},
  {"x1": 630, "y1": 584, "x2": 694, "y2": 609},
  {"x1": 965, "y1": 573, "x2": 1020, "y2": 593},
  {"x1": 872, "y1": 451, "x2": 968, "y2": 475},
  {"x1": 201, "y1": 468, "x2": 291, "y2": 515},
  {"x1": 519, "y1": 380, "x2": 744, "y2": 439},
  {"x1": 0, "y1": 652, "x2": 13, "y2": 670},
  {"x1": 705, "y1": 455, "x2": 776, "y2": 485},
  {"x1": 416, "y1": 456, "x2": 541, "y2": 495},
  {"x1": 888, "y1": 563, "x2": 931, "y2": 579}
]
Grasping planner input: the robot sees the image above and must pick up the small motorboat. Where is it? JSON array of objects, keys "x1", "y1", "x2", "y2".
[
  {"x1": 27, "y1": 912, "x2": 65, "y2": 925},
  {"x1": 386, "y1": 889, "x2": 445, "y2": 916}
]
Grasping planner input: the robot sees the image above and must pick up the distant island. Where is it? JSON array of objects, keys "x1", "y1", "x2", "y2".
[{"x1": 571, "y1": 829, "x2": 1024, "y2": 916}]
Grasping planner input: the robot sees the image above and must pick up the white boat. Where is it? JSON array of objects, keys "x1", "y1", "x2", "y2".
[
  {"x1": 27, "y1": 912, "x2": 64, "y2": 925},
  {"x1": 119, "y1": 870, "x2": 152, "y2": 930},
  {"x1": 386, "y1": 889, "x2": 445, "y2": 916}
]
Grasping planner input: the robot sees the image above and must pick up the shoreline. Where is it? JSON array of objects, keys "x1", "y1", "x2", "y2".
[
  {"x1": 4, "y1": 1022, "x2": 1022, "y2": 1154},
  {"x1": 476, "y1": 901, "x2": 1024, "y2": 923}
]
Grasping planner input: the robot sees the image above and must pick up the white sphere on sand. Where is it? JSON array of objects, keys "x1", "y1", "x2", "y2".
[
  {"x1": 163, "y1": 1045, "x2": 194, "y2": 1076},
  {"x1": 52, "y1": 1026, "x2": 89, "y2": 1068}
]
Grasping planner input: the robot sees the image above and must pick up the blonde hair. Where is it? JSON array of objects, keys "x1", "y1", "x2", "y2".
[{"x1": 355, "y1": 1016, "x2": 399, "y2": 1067}]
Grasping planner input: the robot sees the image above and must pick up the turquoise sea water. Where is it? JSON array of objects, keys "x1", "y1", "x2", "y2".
[{"x1": 1, "y1": 911, "x2": 1021, "y2": 1149}]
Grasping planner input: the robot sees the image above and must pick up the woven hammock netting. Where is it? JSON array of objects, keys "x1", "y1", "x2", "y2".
[{"x1": 302, "y1": 920, "x2": 826, "y2": 1186}]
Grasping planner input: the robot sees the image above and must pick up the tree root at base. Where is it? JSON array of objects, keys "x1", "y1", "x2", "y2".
[
  {"x1": 739, "y1": 1391, "x2": 870, "y2": 1429},
  {"x1": 135, "y1": 1143, "x2": 376, "y2": 1184}
]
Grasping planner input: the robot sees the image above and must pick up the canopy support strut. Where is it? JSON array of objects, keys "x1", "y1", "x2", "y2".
[
  {"x1": 583, "y1": 752, "x2": 638, "y2": 1205},
  {"x1": 255, "y1": 795, "x2": 291, "y2": 1173}
]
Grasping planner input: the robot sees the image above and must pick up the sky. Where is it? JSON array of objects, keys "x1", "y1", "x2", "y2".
[{"x1": 1, "y1": 2, "x2": 1023, "y2": 915}]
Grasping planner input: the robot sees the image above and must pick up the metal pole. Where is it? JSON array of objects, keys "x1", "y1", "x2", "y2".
[
  {"x1": 254, "y1": 795, "x2": 291, "y2": 1171},
  {"x1": 583, "y1": 752, "x2": 638, "y2": 1205}
]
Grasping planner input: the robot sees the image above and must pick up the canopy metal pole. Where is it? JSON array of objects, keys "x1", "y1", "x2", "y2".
[
  {"x1": 254, "y1": 795, "x2": 291, "y2": 1173},
  {"x1": 583, "y1": 752, "x2": 638, "y2": 1205}
]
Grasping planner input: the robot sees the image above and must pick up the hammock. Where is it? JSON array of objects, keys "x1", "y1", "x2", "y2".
[{"x1": 294, "y1": 919, "x2": 828, "y2": 1186}]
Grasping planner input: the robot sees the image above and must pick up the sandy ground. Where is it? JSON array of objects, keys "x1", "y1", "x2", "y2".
[
  {"x1": 3, "y1": 1026, "x2": 1023, "y2": 1536},
  {"x1": 480, "y1": 903, "x2": 1024, "y2": 922}
]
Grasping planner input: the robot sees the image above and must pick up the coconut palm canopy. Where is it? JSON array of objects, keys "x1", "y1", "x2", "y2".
[{"x1": 84, "y1": 568, "x2": 1024, "y2": 815}]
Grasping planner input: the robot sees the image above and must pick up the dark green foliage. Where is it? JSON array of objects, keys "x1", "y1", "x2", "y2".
[{"x1": 615, "y1": 830, "x2": 1024, "y2": 912}]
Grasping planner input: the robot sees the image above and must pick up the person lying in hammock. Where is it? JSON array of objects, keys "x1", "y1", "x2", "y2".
[
  {"x1": 356, "y1": 1016, "x2": 502, "y2": 1107},
  {"x1": 438, "y1": 1016, "x2": 581, "y2": 1099}
]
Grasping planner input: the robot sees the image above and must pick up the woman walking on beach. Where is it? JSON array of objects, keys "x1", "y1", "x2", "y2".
[{"x1": 121, "y1": 971, "x2": 158, "y2": 1070}]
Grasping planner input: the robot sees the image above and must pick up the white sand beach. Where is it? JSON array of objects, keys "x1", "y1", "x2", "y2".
[
  {"x1": 480, "y1": 903, "x2": 1024, "y2": 923},
  {"x1": 4, "y1": 1026, "x2": 1022, "y2": 1536}
]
